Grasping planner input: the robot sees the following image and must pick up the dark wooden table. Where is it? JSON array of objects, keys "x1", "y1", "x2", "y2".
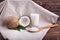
[
  {"x1": 33, "y1": 0, "x2": 60, "y2": 40},
  {"x1": 0, "y1": 0, "x2": 60, "y2": 40}
]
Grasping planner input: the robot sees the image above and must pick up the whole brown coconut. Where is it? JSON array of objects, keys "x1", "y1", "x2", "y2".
[{"x1": 4, "y1": 16, "x2": 19, "y2": 29}]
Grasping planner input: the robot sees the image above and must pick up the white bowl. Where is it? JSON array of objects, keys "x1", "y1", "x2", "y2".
[{"x1": 19, "y1": 16, "x2": 30, "y2": 27}]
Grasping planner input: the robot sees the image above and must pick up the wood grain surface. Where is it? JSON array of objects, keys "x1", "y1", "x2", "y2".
[
  {"x1": 33, "y1": 0, "x2": 60, "y2": 40},
  {"x1": 0, "y1": 0, "x2": 60, "y2": 40}
]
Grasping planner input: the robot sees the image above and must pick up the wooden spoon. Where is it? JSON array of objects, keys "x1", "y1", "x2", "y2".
[{"x1": 26, "y1": 24, "x2": 59, "y2": 33}]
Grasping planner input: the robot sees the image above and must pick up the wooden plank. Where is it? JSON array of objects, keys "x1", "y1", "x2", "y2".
[{"x1": 33, "y1": 0, "x2": 60, "y2": 40}]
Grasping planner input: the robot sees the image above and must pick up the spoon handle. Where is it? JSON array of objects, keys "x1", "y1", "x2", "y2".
[{"x1": 38, "y1": 24, "x2": 59, "y2": 31}]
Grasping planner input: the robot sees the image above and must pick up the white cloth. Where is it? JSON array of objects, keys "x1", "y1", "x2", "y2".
[{"x1": 0, "y1": 0, "x2": 59, "y2": 40}]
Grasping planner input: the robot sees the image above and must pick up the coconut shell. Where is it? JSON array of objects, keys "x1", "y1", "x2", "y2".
[{"x1": 4, "y1": 16, "x2": 19, "y2": 29}]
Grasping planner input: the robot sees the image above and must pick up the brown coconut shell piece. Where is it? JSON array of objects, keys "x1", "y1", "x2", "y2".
[{"x1": 4, "y1": 16, "x2": 19, "y2": 29}]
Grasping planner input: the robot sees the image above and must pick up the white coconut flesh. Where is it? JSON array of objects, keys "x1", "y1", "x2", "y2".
[{"x1": 19, "y1": 16, "x2": 30, "y2": 27}]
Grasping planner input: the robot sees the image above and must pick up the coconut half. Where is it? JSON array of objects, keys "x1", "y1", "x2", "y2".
[{"x1": 19, "y1": 16, "x2": 30, "y2": 27}]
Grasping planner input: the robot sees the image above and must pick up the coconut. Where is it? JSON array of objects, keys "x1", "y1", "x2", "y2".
[
  {"x1": 19, "y1": 16, "x2": 30, "y2": 27},
  {"x1": 4, "y1": 16, "x2": 19, "y2": 29}
]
